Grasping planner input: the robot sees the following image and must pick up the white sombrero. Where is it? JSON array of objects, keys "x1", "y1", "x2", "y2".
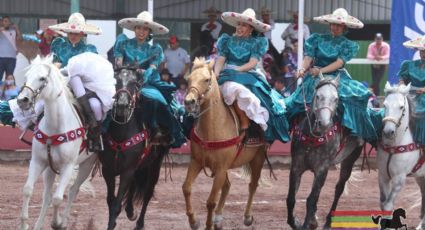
[
  {"x1": 221, "y1": 8, "x2": 271, "y2": 33},
  {"x1": 49, "y1": 13, "x2": 101, "y2": 35},
  {"x1": 313, "y1": 8, "x2": 363, "y2": 29},
  {"x1": 403, "y1": 36, "x2": 425, "y2": 50},
  {"x1": 118, "y1": 11, "x2": 169, "y2": 35}
]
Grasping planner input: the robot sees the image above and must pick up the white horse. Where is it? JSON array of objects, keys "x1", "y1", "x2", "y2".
[
  {"x1": 378, "y1": 82, "x2": 425, "y2": 229},
  {"x1": 17, "y1": 56, "x2": 97, "y2": 230}
]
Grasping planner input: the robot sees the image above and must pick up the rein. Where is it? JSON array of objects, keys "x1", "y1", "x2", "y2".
[{"x1": 111, "y1": 88, "x2": 138, "y2": 124}]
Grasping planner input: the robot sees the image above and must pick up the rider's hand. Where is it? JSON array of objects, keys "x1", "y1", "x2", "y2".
[
  {"x1": 296, "y1": 68, "x2": 306, "y2": 78},
  {"x1": 309, "y1": 67, "x2": 321, "y2": 77},
  {"x1": 417, "y1": 88, "x2": 425, "y2": 94},
  {"x1": 115, "y1": 59, "x2": 123, "y2": 67},
  {"x1": 136, "y1": 68, "x2": 144, "y2": 74}
]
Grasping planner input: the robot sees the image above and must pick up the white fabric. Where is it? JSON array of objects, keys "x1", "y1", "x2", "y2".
[
  {"x1": 69, "y1": 76, "x2": 103, "y2": 121},
  {"x1": 281, "y1": 23, "x2": 310, "y2": 48},
  {"x1": 220, "y1": 81, "x2": 269, "y2": 131},
  {"x1": 164, "y1": 47, "x2": 190, "y2": 78},
  {"x1": 9, "y1": 99, "x2": 44, "y2": 130},
  {"x1": 67, "y1": 52, "x2": 116, "y2": 114},
  {"x1": 201, "y1": 21, "x2": 222, "y2": 40}
]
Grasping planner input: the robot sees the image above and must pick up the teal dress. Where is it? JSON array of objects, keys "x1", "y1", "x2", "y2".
[
  {"x1": 216, "y1": 34, "x2": 290, "y2": 143},
  {"x1": 398, "y1": 60, "x2": 425, "y2": 145},
  {"x1": 114, "y1": 38, "x2": 185, "y2": 147},
  {"x1": 51, "y1": 37, "x2": 97, "y2": 66},
  {"x1": 284, "y1": 33, "x2": 377, "y2": 141}
]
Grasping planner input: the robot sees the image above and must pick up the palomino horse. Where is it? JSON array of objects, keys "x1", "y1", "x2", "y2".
[
  {"x1": 17, "y1": 56, "x2": 97, "y2": 230},
  {"x1": 100, "y1": 67, "x2": 168, "y2": 230},
  {"x1": 287, "y1": 76, "x2": 365, "y2": 230},
  {"x1": 378, "y1": 83, "x2": 425, "y2": 229},
  {"x1": 183, "y1": 58, "x2": 268, "y2": 230}
]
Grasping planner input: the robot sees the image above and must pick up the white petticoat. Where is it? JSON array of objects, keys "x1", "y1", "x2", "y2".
[
  {"x1": 9, "y1": 99, "x2": 44, "y2": 130},
  {"x1": 219, "y1": 81, "x2": 269, "y2": 131},
  {"x1": 67, "y1": 52, "x2": 116, "y2": 113}
]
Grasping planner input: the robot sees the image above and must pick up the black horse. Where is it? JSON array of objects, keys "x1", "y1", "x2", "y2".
[
  {"x1": 100, "y1": 67, "x2": 169, "y2": 230},
  {"x1": 372, "y1": 208, "x2": 407, "y2": 230}
]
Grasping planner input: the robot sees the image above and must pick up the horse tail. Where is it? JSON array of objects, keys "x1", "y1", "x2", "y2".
[
  {"x1": 371, "y1": 215, "x2": 381, "y2": 224},
  {"x1": 130, "y1": 145, "x2": 169, "y2": 206}
]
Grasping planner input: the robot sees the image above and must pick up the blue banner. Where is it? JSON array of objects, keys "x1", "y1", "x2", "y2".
[{"x1": 389, "y1": 0, "x2": 425, "y2": 84}]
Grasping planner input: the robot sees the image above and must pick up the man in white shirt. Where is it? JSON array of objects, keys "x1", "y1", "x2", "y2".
[
  {"x1": 0, "y1": 16, "x2": 21, "y2": 83},
  {"x1": 200, "y1": 6, "x2": 222, "y2": 40},
  {"x1": 281, "y1": 11, "x2": 310, "y2": 49},
  {"x1": 163, "y1": 35, "x2": 190, "y2": 86}
]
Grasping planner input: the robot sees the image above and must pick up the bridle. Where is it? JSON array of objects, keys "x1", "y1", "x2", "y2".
[
  {"x1": 186, "y1": 68, "x2": 214, "y2": 118},
  {"x1": 111, "y1": 69, "x2": 140, "y2": 124},
  {"x1": 382, "y1": 95, "x2": 407, "y2": 131},
  {"x1": 19, "y1": 67, "x2": 52, "y2": 111}
]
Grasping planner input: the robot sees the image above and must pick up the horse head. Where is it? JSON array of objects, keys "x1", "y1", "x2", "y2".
[
  {"x1": 17, "y1": 55, "x2": 65, "y2": 110},
  {"x1": 311, "y1": 74, "x2": 340, "y2": 133},
  {"x1": 393, "y1": 208, "x2": 406, "y2": 219},
  {"x1": 382, "y1": 82, "x2": 411, "y2": 140},
  {"x1": 112, "y1": 66, "x2": 140, "y2": 124},
  {"x1": 184, "y1": 57, "x2": 216, "y2": 116}
]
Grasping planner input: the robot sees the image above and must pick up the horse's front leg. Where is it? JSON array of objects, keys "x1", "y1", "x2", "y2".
[
  {"x1": 182, "y1": 159, "x2": 202, "y2": 230},
  {"x1": 415, "y1": 176, "x2": 425, "y2": 230},
  {"x1": 303, "y1": 169, "x2": 329, "y2": 230},
  {"x1": 243, "y1": 150, "x2": 265, "y2": 227},
  {"x1": 206, "y1": 169, "x2": 227, "y2": 230},
  {"x1": 213, "y1": 173, "x2": 230, "y2": 230},
  {"x1": 62, "y1": 153, "x2": 97, "y2": 227},
  {"x1": 287, "y1": 156, "x2": 305, "y2": 230},
  {"x1": 51, "y1": 163, "x2": 74, "y2": 230},
  {"x1": 34, "y1": 169, "x2": 56, "y2": 230},
  {"x1": 382, "y1": 174, "x2": 406, "y2": 211},
  {"x1": 20, "y1": 157, "x2": 47, "y2": 230},
  {"x1": 102, "y1": 166, "x2": 117, "y2": 230},
  {"x1": 324, "y1": 146, "x2": 362, "y2": 229},
  {"x1": 109, "y1": 169, "x2": 135, "y2": 230}
]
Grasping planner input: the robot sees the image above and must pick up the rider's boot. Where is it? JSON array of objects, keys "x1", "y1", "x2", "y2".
[
  {"x1": 77, "y1": 94, "x2": 102, "y2": 151},
  {"x1": 232, "y1": 102, "x2": 250, "y2": 133}
]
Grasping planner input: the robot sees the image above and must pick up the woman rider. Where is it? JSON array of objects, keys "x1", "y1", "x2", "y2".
[
  {"x1": 284, "y1": 8, "x2": 377, "y2": 142},
  {"x1": 398, "y1": 36, "x2": 425, "y2": 146},
  {"x1": 214, "y1": 8, "x2": 290, "y2": 143},
  {"x1": 114, "y1": 11, "x2": 185, "y2": 147}
]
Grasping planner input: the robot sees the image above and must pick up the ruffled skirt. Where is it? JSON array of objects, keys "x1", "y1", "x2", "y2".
[
  {"x1": 284, "y1": 69, "x2": 378, "y2": 142},
  {"x1": 67, "y1": 52, "x2": 116, "y2": 113},
  {"x1": 218, "y1": 69, "x2": 290, "y2": 143}
]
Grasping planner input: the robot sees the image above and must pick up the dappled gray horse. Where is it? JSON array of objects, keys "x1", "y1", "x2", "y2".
[{"x1": 286, "y1": 76, "x2": 365, "y2": 230}]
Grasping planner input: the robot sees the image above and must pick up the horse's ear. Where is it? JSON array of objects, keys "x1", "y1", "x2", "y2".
[
  {"x1": 384, "y1": 81, "x2": 392, "y2": 93},
  {"x1": 44, "y1": 54, "x2": 54, "y2": 64},
  {"x1": 333, "y1": 73, "x2": 340, "y2": 86},
  {"x1": 208, "y1": 59, "x2": 215, "y2": 74},
  {"x1": 399, "y1": 83, "x2": 411, "y2": 95},
  {"x1": 32, "y1": 55, "x2": 41, "y2": 64}
]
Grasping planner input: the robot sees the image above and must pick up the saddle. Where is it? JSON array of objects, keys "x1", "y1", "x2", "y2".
[{"x1": 227, "y1": 106, "x2": 264, "y2": 146}]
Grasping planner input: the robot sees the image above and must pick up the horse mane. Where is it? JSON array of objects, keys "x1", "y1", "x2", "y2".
[
  {"x1": 28, "y1": 55, "x2": 75, "y2": 103},
  {"x1": 191, "y1": 57, "x2": 208, "y2": 71}
]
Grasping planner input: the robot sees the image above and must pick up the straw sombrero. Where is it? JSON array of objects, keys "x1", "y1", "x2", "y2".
[
  {"x1": 49, "y1": 13, "x2": 101, "y2": 35},
  {"x1": 221, "y1": 8, "x2": 271, "y2": 33},
  {"x1": 403, "y1": 36, "x2": 425, "y2": 50},
  {"x1": 203, "y1": 6, "x2": 222, "y2": 16},
  {"x1": 313, "y1": 8, "x2": 363, "y2": 29},
  {"x1": 118, "y1": 11, "x2": 169, "y2": 35}
]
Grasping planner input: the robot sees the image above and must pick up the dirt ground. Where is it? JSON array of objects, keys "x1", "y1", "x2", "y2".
[{"x1": 0, "y1": 162, "x2": 422, "y2": 230}]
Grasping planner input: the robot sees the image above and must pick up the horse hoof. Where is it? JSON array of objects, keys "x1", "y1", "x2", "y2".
[
  {"x1": 190, "y1": 219, "x2": 200, "y2": 230},
  {"x1": 214, "y1": 222, "x2": 223, "y2": 230},
  {"x1": 19, "y1": 223, "x2": 29, "y2": 230},
  {"x1": 288, "y1": 218, "x2": 302, "y2": 230},
  {"x1": 243, "y1": 215, "x2": 254, "y2": 226},
  {"x1": 128, "y1": 213, "x2": 138, "y2": 221}
]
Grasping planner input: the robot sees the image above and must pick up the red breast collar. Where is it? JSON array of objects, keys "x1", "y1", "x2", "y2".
[
  {"x1": 294, "y1": 123, "x2": 341, "y2": 147},
  {"x1": 380, "y1": 142, "x2": 420, "y2": 154},
  {"x1": 190, "y1": 128, "x2": 241, "y2": 150},
  {"x1": 107, "y1": 130, "x2": 148, "y2": 152},
  {"x1": 34, "y1": 127, "x2": 85, "y2": 146}
]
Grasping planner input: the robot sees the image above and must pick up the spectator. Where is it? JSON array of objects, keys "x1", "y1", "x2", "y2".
[
  {"x1": 0, "y1": 16, "x2": 22, "y2": 84},
  {"x1": 281, "y1": 10, "x2": 310, "y2": 49},
  {"x1": 160, "y1": 68, "x2": 172, "y2": 84},
  {"x1": 174, "y1": 79, "x2": 188, "y2": 105},
  {"x1": 163, "y1": 35, "x2": 190, "y2": 86},
  {"x1": 0, "y1": 75, "x2": 20, "y2": 100},
  {"x1": 367, "y1": 33, "x2": 390, "y2": 96},
  {"x1": 280, "y1": 40, "x2": 298, "y2": 93},
  {"x1": 38, "y1": 29, "x2": 56, "y2": 56},
  {"x1": 259, "y1": 6, "x2": 275, "y2": 40},
  {"x1": 201, "y1": 6, "x2": 222, "y2": 40}
]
